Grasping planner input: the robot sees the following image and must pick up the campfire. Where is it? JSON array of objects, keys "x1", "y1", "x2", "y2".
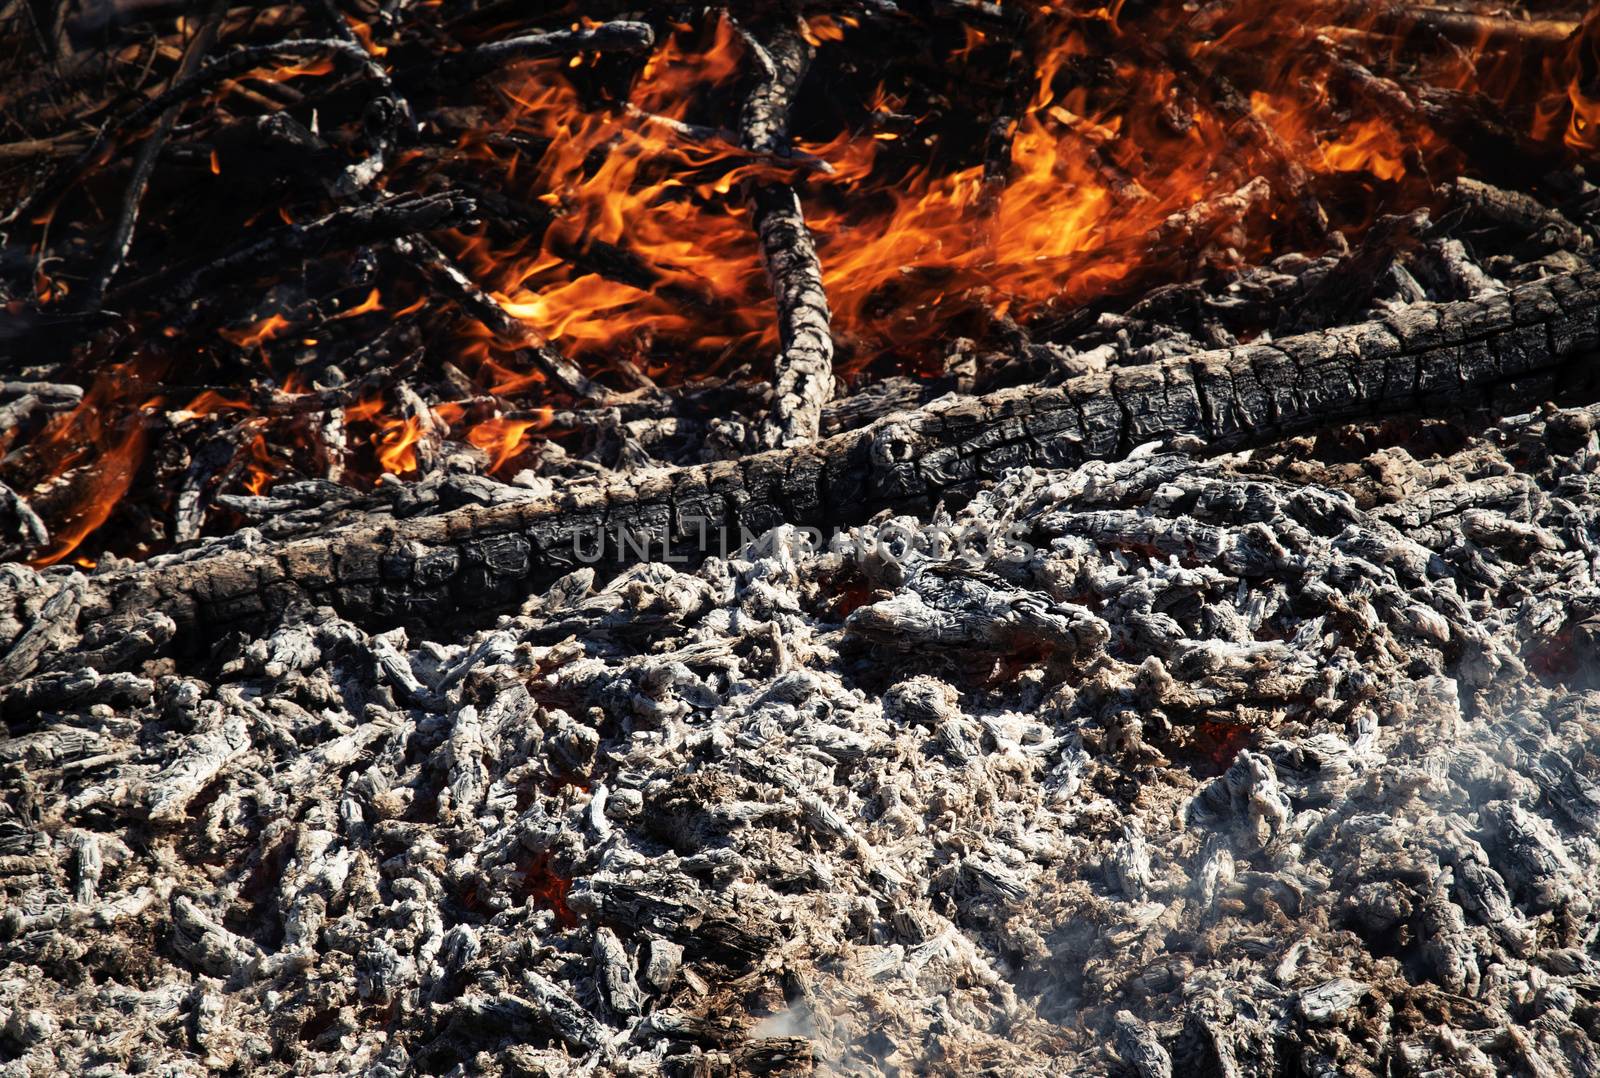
[{"x1": 3, "y1": 0, "x2": 1600, "y2": 1074}]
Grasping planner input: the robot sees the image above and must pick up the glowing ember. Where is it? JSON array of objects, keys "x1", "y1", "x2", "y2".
[{"x1": 516, "y1": 851, "x2": 577, "y2": 927}]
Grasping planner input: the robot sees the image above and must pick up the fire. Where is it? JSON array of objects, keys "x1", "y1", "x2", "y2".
[
  {"x1": 333, "y1": 288, "x2": 383, "y2": 320},
  {"x1": 1319, "y1": 120, "x2": 1408, "y2": 182},
  {"x1": 241, "y1": 432, "x2": 284, "y2": 496},
  {"x1": 31, "y1": 423, "x2": 145, "y2": 567},
  {"x1": 346, "y1": 16, "x2": 387, "y2": 58},
  {"x1": 8, "y1": 2, "x2": 1600, "y2": 567},
  {"x1": 170, "y1": 390, "x2": 250, "y2": 423},
  {"x1": 253, "y1": 56, "x2": 336, "y2": 83},
  {"x1": 27, "y1": 370, "x2": 157, "y2": 567},
  {"x1": 345, "y1": 397, "x2": 386, "y2": 424},
  {"x1": 801, "y1": 15, "x2": 856, "y2": 47},
  {"x1": 468, "y1": 417, "x2": 546, "y2": 473},
  {"x1": 220, "y1": 312, "x2": 293, "y2": 350},
  {"x1": 34, "y1": 273, "x2": 64, "y2": 303},
  {"x1": 446, "y1": 13, "x2": 768, "y2": 371},
  {"x1": 1566, "y1": 82, "x2": 1600, "y2": 151},
  {"x1": 375, "y1": 416, "x2": 425, "y2": 476},
  {"x1": 1554, "y1": 9, "x2": 1600, "y2": 151},
  {"x1": 790, "y1": 4, "x2": 1471, "y2": 362}
]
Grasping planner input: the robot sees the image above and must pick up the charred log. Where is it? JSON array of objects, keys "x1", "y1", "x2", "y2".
[{"x1": 9, "y1": 267, "x2": 1590, "y2": 658}]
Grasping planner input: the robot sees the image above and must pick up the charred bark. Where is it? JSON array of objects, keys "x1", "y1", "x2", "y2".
[
  {"x1": 41, "y1": 267, "x2": 1599, "y2": 646},
  {"x1": 1350, "y1": 3, "x2": 1580, "y2": 49},
  {"x1": 78, "y1": 1, "x2": 226, "y2": 311},
  {"x1": 419, "y1": 21, "x2": 657, "y2": 84},
  {"x1": 739, "y1": 20, "x2": 835, "y2": 448},
  {"x1": 112, "y1": 192, "x2": 480, "y2": 317}
]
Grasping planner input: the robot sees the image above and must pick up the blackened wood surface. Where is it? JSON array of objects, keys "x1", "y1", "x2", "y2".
[
  {"x1": 739, "y1": 22, "x2": 836, "y2": 447},
  {"x1": 84, "y1": 269, "x2": 1600, "y2": 635}
]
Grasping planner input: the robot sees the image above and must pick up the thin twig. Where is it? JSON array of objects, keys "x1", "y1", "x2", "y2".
[
  {"x1": 306, "y1": 0, "x2": 416, "y2": 194},
  {"x1": 109, "y1": 192, "x2": 480, "y2": 316},
  {"x1": 388, "y1": 235, "x2": 605, "y2": 403},
  {"x1": 413, "y1": 21, "x2": 655, "y2": 84},
  {"x1": 3, "y1": 39, "x2": 374, "y2": 231},
  {"x1": 79, "y1": 0, "x2": 227, "y2": 312}
]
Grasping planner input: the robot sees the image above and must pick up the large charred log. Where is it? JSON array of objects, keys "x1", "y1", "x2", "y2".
[{"x1": 2, "y1": 267, "x2": 1592, "y2": 664}]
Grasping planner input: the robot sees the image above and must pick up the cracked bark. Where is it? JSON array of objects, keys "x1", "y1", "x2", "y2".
[
  {"x1": 19, "y1": 267, "x2": 1587, "y2": 648},
  {"x1": 739, "y1": 20, "x2": 835, "y2": 448}
]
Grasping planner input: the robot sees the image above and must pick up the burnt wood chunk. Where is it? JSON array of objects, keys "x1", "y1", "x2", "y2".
[{"x1": 56, "y1": 268, "x2": 1600, "y2": 639}]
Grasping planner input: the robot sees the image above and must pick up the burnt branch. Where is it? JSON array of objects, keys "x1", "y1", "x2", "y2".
[
  {"x1": 306, "y1": 0, "x2": 417, "y2": 196},
  {"x1": 26, "y1": 267, "x2": 1597, "y2": 655},
  {"x1": 78, "y1": 1, "x2": 227, "y2": 311},
  {"x1": 2, "y1": 38, "x2": 384, "y2": 232},
  {"x1": 387, "y1": 235, "x2": 604, "y2": 403},
  {"x1": 110, "y1": 192, "x2": 480, "y2": 317},
  {"x1": 1334, "y1": 3, "x2": 1581, "y2": 49},
  {"x1": 739, "y1": 19, "x2": 835, "y2": 448},
  {"x1": 419, "y1": 21, "x2": 657, "y2": 84}
]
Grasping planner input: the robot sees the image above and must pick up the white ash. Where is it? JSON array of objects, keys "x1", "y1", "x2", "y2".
[{"x1": 3, "y1": 405, "x2": 1600, "y2": 1076}]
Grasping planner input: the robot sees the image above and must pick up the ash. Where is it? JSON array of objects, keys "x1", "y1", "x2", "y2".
[{"x1": 5, "y1": 406, "x2": 1600, "y2": 1077}]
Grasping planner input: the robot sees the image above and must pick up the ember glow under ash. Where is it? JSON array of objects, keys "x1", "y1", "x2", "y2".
[{"x1": 2, "y1": 2, "x2": 1597, "y2": 565}]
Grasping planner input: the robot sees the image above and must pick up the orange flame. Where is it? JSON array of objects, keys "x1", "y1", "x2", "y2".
[
  {"x1": 447, "y1": 14, "x2": 767, "y2": 375},
  {"x1": 347, "y1": 16, "x2": 388, "y2": 57},
  {"x1": 12, "y1": 2, "x2": 1600, "y2": 567},
  {"x1": 1555, "y1": 11, "x2": 1600, "y2": 151},
  {"x1": 220, "y1": 312, "x2": 293, "y2": 349},
  {"x1": 376, "y1": 416, "x2": 424, "y2": 475},
  {"x1": 332, "y1": 288, "x2": 383, "y2": 320},
  {"x1": 465, "y1": 417, "x2": 541, "y2": 472},
  {"x1": 241, "y1": 431, "x2": 285, "y2": 495},
  {"x1": 171, "y1": 389, "x2": 251, "y2": 422},
  {"x1": 445, "y1": 4, "x2": 1543, "y2": 385},
  {"x1": 253, "y1": 56, "x2": 336, "y2": 83},
  {"x1": 28, "y1": 372, "x2": 156, "y2": 566}
]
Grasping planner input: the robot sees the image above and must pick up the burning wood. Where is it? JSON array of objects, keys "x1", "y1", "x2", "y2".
[
  {"x1": 1, "y1": 265, "x2": 1594, "y2": 660},
  {"x1": 3, "y1": 0, "x2": 1600, "y2": 1074}
]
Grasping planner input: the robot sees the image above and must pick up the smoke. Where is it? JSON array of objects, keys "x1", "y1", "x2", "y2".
[{"x1": 749, "y1": 1003, "x2": 819, "y2": 1041}]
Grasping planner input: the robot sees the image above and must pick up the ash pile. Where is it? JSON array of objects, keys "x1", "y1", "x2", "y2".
[{"x1": 4, "y1": 399, "x2": 1600, "y2": 1076}]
